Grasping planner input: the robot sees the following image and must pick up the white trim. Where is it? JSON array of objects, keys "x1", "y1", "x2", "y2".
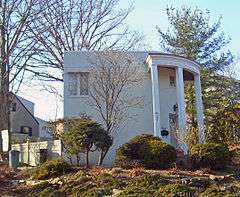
[
  {"x1": 194, "y1": 74, "x2": 205, "y2": 143},
  {"x1": 150, "y1": 64, "x2": 161, "y2": 137},
  {"x1": 145, "y1": 54, "x2": 201, "y2": 75},
  {"x1": 176, "y1": 67, "x2": 187, "y2": 131}
]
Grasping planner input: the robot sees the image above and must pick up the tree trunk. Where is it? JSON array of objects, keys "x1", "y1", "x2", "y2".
[
  {"x1": 76, "y1": 154, "x2": 80, "y2": 166},
  {"x1": 0, "y1": 134, "x2": 2, "y2": 162},
  {"x1": 69, "y1": 156, "x2": 73, "y2": 165},
  {"x1": 0, "y1": 67, "x2": 10, "y2": 148},
  {"x1": 98, "y1": 147, "x2": 109, "y2": 166},
  {"x1": 0, "y1": 62, "x2": 9, "y2": 160},
  {"x1": 86, "y1": 150, "x2": 89, "y2": 168},
  {"x1": 0, "y1": 7, "x2": 10, "y2": 160}
]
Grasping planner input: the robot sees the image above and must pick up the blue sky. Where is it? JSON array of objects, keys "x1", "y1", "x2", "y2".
[
  {"x1": 121, "y1": 0, "x2": 240, "y2": 54},
  {"x1": 20, "y1": 0, "x2": 240, "y2": 120}
]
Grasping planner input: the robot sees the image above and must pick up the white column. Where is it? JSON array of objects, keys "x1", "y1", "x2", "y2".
[
  {"x1": 194, "y1": 74, "x2": 205, "y2": 144},
  {"x1": 150, "y1": 64, "x2": 161, "y2": 137},
  {"x1": 176, "y1": 67, "x2": 187, "y2": 131}
]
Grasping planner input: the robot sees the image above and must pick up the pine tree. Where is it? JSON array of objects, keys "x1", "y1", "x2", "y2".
[{"x1": 157, "y1": 6, "x2": 239, "y2": 145}]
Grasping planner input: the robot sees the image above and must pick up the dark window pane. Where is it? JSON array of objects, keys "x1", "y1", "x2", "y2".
[{"x1": 11, "y1": 103, "x2": 17, "y2": 112}]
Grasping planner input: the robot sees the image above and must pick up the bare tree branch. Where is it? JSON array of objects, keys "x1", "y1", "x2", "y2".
[
  {"x1": 0, "y1": 0, "x2": 40, "y2": 157},
  {"x1": 27, "y1": 0, "x2": 145, "y2": 82},
  {"x1": 86, "y1": 51, "x2": 145, "y2": 164}
]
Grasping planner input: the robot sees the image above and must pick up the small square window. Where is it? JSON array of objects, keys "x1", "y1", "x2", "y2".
[
  {"x1": 67, "y1": 72, "x2": 89, "y2": 96},
  {"x1": 11, "y1": 103, "x2": 17, "y2": 112},
  {"x1": 68, "y1": 73, "x2": 78, "y2": 96},
  {"x1": 20, "y1": 126, "x2": 32, "y2": 136},
  {"x1": 79, "y1": 72, "x2": 89, "y2": 95},
  {"x1": 169, "y1": 76, "x2": 176, "y2": 87}
]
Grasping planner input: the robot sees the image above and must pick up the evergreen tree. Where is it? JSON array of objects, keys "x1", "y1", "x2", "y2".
[{"x1": 157, "y1": 7, "x2": 239, "y2": 145}]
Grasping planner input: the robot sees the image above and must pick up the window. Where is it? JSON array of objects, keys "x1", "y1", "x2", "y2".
[
  {"x1": 169, "y1": 76, "x2": 176, "y2": 87},
  {"x1": 68, "y1": 73, "x2": 78, "y2": 96},
  {"x1": 20, "y1": 126, "x2": 32, "y2": 136},
  {"x1": 79, "y1": 72, "x2": 89, "y2": 95},
  {"x1": 11, "y1": 103, "x2": 17, "y2": 112},
  {"x1": 68, "y1": 72, "x2": 89, "y2": 96}
]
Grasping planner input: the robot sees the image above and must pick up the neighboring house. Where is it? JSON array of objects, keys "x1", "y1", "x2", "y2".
[
  {"x1": 10, "y1": 94, "x2": 52, "y2": 140},
  {"x1": 36, "y1": 117, "x2": 52, "y2": 139},
  {"x1": 63, "y1": 51, "x2": 205, "y2": 165},
  {"x1": 10, "y1": 94, "x2": 39, "y2": 137}
]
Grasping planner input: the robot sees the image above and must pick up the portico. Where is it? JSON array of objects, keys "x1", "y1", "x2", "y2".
[{"x1": 145, "y1": 53, "x2": 205, "y2": 146}]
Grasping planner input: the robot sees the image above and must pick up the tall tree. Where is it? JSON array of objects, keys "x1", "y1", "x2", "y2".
[
  {"x1": 26, "y1": 0, "x2": 143, "y2": 83},
  {"x1": 203, "y1": 72, "x2": 240, "y2": 143},
  {"x1": 0, "y1": 0, "x2": 39, "y2": 159},
  {"x1": 157, "y1": 7, "x2": 232, "y2": 69},
  {"x1": 157, "y1": 7, "x2": 238, "y2": 145}
]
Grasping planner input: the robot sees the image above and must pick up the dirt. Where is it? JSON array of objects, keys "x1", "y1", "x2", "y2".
[{"x1": 0, "y1": 161, "x2": 19, "y2": 196}]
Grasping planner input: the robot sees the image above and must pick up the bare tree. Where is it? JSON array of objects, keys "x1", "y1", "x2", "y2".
[
  {"x1": 0, "y1": 0, "x2": 40, "y2": 160},
  {"x1": 88, "y1": 51, "x2": 145, "y2": 165},
  {"x1": 26, "y1": 0, "x2": 144, "y2": 83}
]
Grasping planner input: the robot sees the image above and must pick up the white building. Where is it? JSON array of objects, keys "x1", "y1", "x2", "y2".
[{"x1": 63, "y1": 51, "x2": 205, "y2": 165}]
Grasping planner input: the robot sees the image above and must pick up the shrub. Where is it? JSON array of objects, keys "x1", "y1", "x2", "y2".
[
  {"x1": 118, "y1": 178, "x2": 194, "y2": 197},
  {"x1": 114, "y1": 157, "x2": 143, "y2": 169},
  {"x1": 189, "y1": 143, "x2": 231, "y2": 170},
  {"x1": 200, "y1": 186, "x2": 240, "y2": 197},
  {"x1": 229, "y1": 144, "x2": 240, "y2": 166},
  {"x1": 61, "y1": 117, "x2": 113, "y2": 167},
  {"x1": 116, "y1": 134, "x2": 160, "y2": 160},
  {"x1": 32, "y1": 159, "x2": 71, "y2": 180},
  {"x1": 80, "y1": 187, "x2": 112, "y2": 197},
  {"x1": 28, "y1": 181, "x2": 63, "y2": 197},
  {"x1": 95, "y1": 173, "x2": 127, "y2": 189},
  {"x1": 117, "y1": 175, "x2": 168, "y2": 197},
  {"x1": 157, "y1": 183, "x2": 196, "y2": 197},
  {"x1": 38, "y1": 187, "x2": 62, "y2": 197},
  {"x1": 115, "y1": 134, "x2": 176, "y2": 169},
  {"x1": 139, "y1": 139, "x2": 176, "y2": 169},
  {"x1": 128, "y1": 175, "x2": 169, "y2": 189}
]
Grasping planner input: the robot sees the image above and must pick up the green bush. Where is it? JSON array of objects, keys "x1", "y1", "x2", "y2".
[
  {"x1": 80, "y1": 187, "x2": 112, "y2": 197},
  {"x1": 117, "y1": 175, "x2": 167, "y2": 197},
  {"x1": 200, "y1": 186, "x2": 240, "y2": 197},
  {"x1": 32, "y1": 159, "x2": 71, "y2": 180},
  {"x1": 139, "y1": 139, "x2": 177, "y2": 169},
  {"x1": 95, "y1": 173, "x2": 127, "y2": 189},
  {"x1": 118, "y1": 177, "x2": 194, "y2": 197},
  {"x1": 27, "y1": 181, "x2": 63, "y2": 197},
  {"x1": 127, "y1": 175, "x2": 169, "y2": 189},
  {"x1": 229, "y1": 144, "x2": 240, "y2": 166},
  {"x1": 190, "y1": 143, "x2": 231, "y2": 170},
  {"x1": 157, "y1": 183, "x2": 196, "y2": 197},
  {"x1": 115, "y1": 134, "x2": 176, "y2": 169},
  {"x1": 39, "y1": 187, "x2": 62, "y2": 197}
]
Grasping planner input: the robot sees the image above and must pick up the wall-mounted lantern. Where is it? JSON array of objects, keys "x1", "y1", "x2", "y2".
[
  {"x1": 161, "y1": 129, "x2": 169, "y2": 137},
  {"x1": 173, "y1": 103, "x2": 178, "y2": 112}
]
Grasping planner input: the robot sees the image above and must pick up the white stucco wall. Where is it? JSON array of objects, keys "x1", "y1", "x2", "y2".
[
  {"x1": 158, "y1": 67, "x2": 177, "y2": 144},
  {"x1": 64, "y1": 51, "x2": 178, "y2": 166}
]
